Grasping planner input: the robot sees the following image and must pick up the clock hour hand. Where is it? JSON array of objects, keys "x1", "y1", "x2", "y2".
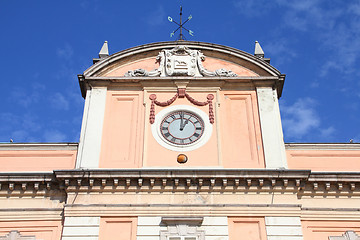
[{"x1": 182, "y1": 118, "x2": 189, "y2": 129}]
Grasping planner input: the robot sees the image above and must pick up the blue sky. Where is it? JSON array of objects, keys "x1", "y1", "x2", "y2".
[{"x1": 0, "y1": 0, "x2": 359, "y2": 143}]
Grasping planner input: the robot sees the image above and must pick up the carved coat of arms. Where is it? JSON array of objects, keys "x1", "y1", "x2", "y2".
[
  {"x1": 164, "y1": 46, "x2": 197, "y2": 76},
  {"x1": 125, "y1": 45, "x2": 237, "y2": 78}
]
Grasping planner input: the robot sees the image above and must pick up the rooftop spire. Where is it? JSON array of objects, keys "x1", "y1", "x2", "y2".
[
  {"x1": 99, "y1": 41, "x2": 109, "y2": 58},
  {"x1": 254, "y1": 41, "x2": 270, "y2": 63},
  {"x1": 254, "y1": 41, "x2": 264, "y2": 58}
]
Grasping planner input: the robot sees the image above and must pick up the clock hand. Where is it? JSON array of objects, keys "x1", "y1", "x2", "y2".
[
  {"x1": 180, "y1": 111, "x2": 184, "y2": 131},
  {"x1": 183, "y1": 118, "x2": 189, "y2": 129}
]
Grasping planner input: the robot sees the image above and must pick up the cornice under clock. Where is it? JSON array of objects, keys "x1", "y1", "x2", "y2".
[{"x1": 0, "y1": 170, "x2": 360, "y2": 195}]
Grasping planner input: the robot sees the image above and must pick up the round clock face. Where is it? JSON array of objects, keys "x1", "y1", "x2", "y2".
[
  {"x1": 151, "y1": 105, "x2": 213, "y2": 152},
  {"x1": 160, "y1": 111, "x2": 204, "y2": 146}
]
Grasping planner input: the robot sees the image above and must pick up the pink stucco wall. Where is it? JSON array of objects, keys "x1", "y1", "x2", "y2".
[
  {"x1": 99, "y1": 91, "x2": 144, "y2": 168},
  {"x1": 287, "y1": 149, "x2": 360, "y2": 171},
  {"x1": 0, "y1": 220, "x2": 62, "y2": 240},
  {"x1": 144, "y1": 91, "x2": 220, "y2": 167},
  {"x1": 302, "y1": 220, "x2": 360, "y2": 240},
  {"x1": 103, "y1": 56, "x2": 258, "y2": 77},
  {"x1": 220, "y1": 91, "x2": 265, "y2": 168},
  {"x1": 0, "y1": 150, "x2": 76, "y2": 172},
  {"x1": 99, "y1": 217, "x2": 137, "y2": 240},
  {"x1": 228, "y1": 217, "x2": 267, "y2": 240},
  {"x1": 99, "y1": 89, "x2": 265, "y2": 168}
]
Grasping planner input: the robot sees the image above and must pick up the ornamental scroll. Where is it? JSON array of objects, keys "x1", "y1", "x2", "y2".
[{"x1": 149, "y1": 89, "x2": 214, "y2": 124}]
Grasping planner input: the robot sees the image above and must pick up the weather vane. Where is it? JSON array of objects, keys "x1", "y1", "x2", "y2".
[{"x1": 168, "y1": 6, "x2": 194, "y2": 40}]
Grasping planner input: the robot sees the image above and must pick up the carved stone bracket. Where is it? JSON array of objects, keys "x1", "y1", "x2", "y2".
[
  {"x1": 124, "y1": 45, "x2": 237, "y2": 77},
  {"x1": 329, "y1": 231, "x2": 360, "y2": 240},
  {"x1": 160, "y1": 217, "x2": 205, "y2": 240},
  {"x1": 149, "y1": 89, "x2": 214, "y2": 124}
]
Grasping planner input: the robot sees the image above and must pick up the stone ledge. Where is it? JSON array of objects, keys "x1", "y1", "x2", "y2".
[
  {"x1": 0, "y1": 143, "x2": 78, "y2": 151},
  {"x1": 0, "y1": 170, "x2": 359, "y2": 194},
  {"x1": 285, "y1": 143, "x2": 360, "y2": 150}
]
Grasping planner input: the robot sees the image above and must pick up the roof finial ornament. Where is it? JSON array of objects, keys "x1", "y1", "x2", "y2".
[
  {"x1": 99, "y1": 41, "x2": 109, "y2": 58},
  {"x1": 93, "y1": 41, "x2": 109, "y2": 64},
  {"x1": 254, "y1": 41, "x2": 271, "y2": 63},
  {"x1": 168, "y1": 6, "x2": 194, "y2": 40},
  {"x1": 254, "y1": 41, "x2": 265, "y2": 58}
]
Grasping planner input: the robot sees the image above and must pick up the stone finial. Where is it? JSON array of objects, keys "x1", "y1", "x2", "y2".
[
  {"x1": 98, "y1": 41, "x2": 109, "y2": 58},
  {"x1": 254, "y1": 41, "x2": 265, "y2": 58}
]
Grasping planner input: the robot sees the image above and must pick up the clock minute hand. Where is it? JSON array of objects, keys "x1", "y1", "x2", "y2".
[{"x1": 180, "y1": 111, "x2": 184, "y2": 131}]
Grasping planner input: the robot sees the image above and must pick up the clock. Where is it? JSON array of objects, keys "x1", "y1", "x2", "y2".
[
  {"x1": 151, "y1": 105, "x2": 213, "y2": 152},
  {"x1": 160, "y1": 110, "x2": 204, "y2": 146}
]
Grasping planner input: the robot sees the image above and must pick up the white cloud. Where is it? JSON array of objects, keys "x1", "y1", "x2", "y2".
[
  {"x1": 276, "y1": 1, "x2": 360, "y2": 76},
  {"x1": 10, "y1": 82, "x2": 46, "y2": 108},
  {"x1": 43, "y1": 130, "x2": 67, "y2": 142},
  {"x1": 280, "y1": 97, "x2": 335, "y2": 141},
  {"x1": 22, "y1": 113, "x2": 41, "y2": 132},
  {"x1": 0, "y1": 112, "x2": 42, "y2": 142},
  {"x1": 281, "y1": 98, "x2": 320, "y2": 140},
  {"x1": 50, "y1": 92, "x2": 70, "y2": 111},
  {"x1": 320, "y1": 126, "x2": 335, "y2": 139},
  {"x1": 234, "y1": 0, "x2": 272, "y2": 17},
  {"x1": 264, "y1": 39, "x2": 297, "y2": 66},
  {"x1": 56, "y1": 43, "x2": 74, "y2": 60},
  {"x1": 233, "y1": 1, "x2": 360, "y2": 77},
  {"x1": 147, "y1": 5, "x2": 165, "y2": 26}
]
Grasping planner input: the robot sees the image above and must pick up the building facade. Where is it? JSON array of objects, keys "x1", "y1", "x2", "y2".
[{"x1": 1, "y1": 41, "x2": 360, "y2": 240}]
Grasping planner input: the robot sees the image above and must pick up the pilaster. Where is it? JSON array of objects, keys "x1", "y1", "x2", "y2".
[
  {"x1": 61, "y1": 216, "x2": 100, "y2": 240},
  {"x1": 265, "y1": 217, "x2": 304, "y2": 240},
  {"x1": 256, "y1": 87, "x2": 288, "y2": 169},
  {"x1": 76, "y1": 87, "x2": 107, "y2": 169}
]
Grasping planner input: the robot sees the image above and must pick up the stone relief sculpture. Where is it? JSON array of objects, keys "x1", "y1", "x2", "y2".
[
  {"x1": 160, "y1": 217, "x2": 205, "y2": 240},
  {"x1": 329, "y1": 231, "x2": 360, "y2": 240},
  {"x1": 125, "y1": 45, "x2": 237, "y2": 77},
  {"x1": 0, "y1": 231, "x2": 36, "y2": 240}
]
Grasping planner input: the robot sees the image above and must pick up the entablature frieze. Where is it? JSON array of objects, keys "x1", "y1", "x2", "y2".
[
  {"x1": 0, "y1": 173, "x2": 58, "y2": 195},
  {"x1": 54, "y1": 169, "x2": 310, "y2": 193},
  {"x1": 78, "y1": 75, "x2": 281, "y2": 98},
  {"x1": 0, "y1": 170, "x2": 360, "y2": 196}
]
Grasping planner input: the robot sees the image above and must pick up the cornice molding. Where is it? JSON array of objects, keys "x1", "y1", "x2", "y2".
[
  {"x1": 0, "y1": 173, "x2": 56, "y2": 194},
  {"x1": 0, "y1": 170, "x2": 359, "y2": 195},
  {"x1": 0, "y1": 143, "x2": 78, "y2": 151},
  {"x1": 285, "y1": 143, "x2": 360, "y2": 150}
]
